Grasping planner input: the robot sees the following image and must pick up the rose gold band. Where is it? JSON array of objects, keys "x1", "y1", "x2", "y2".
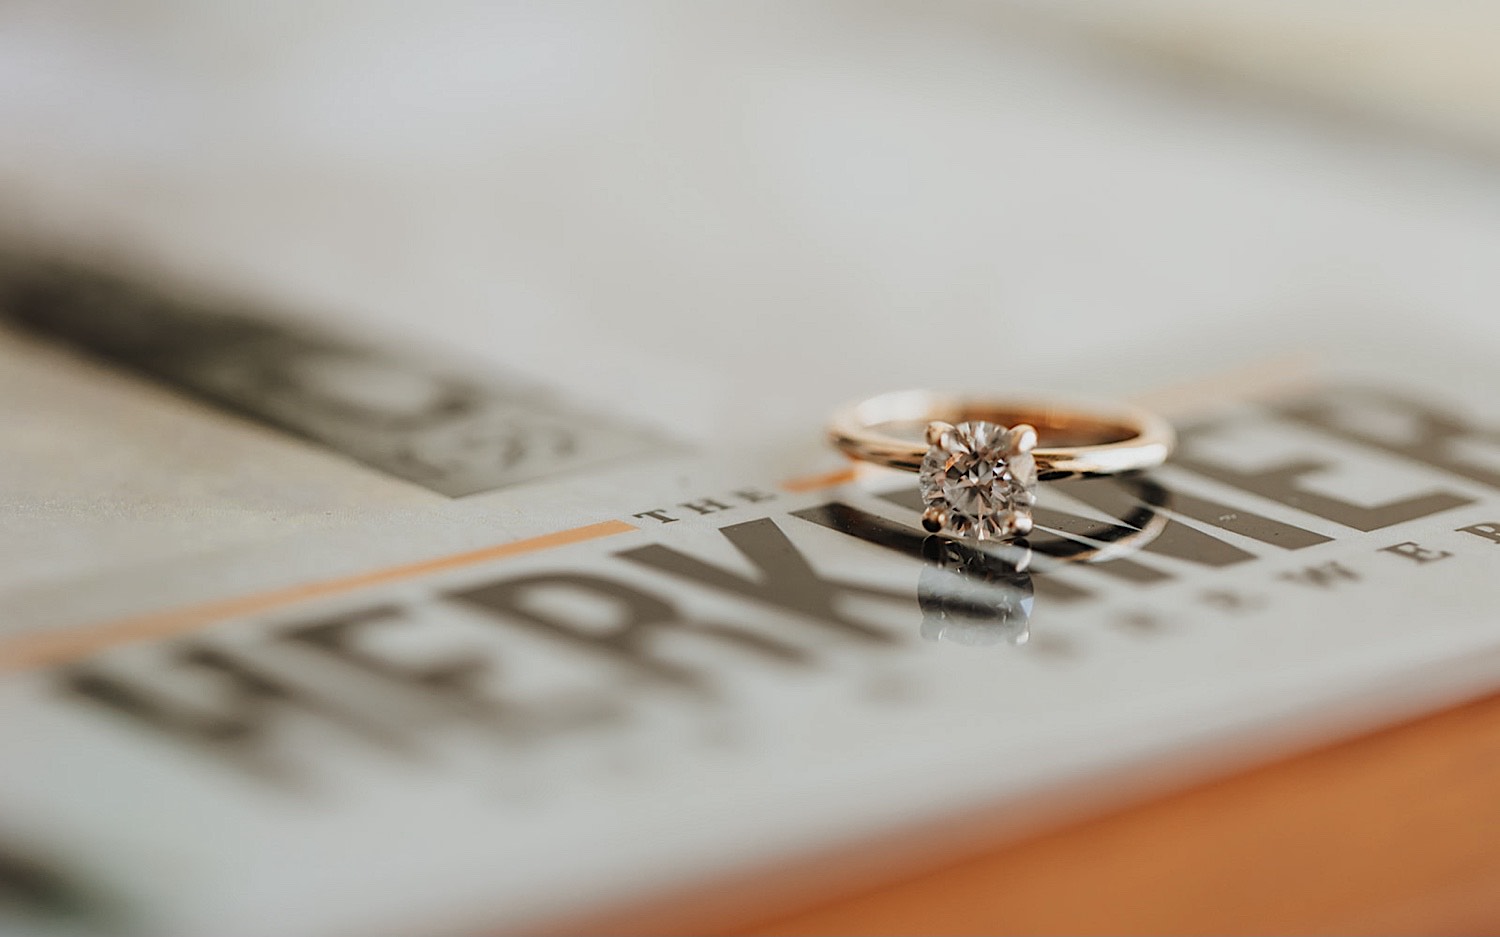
[{"x1": 827, "y1": 389, "x2": 1175, "y2": 479}]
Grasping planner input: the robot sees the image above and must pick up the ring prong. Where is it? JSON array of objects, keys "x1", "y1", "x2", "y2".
[
  {"x1": 1009, "y1": 423, "x2": 1038, "y2": 453},
  {"x1": 925, "y1": 421, "x2": 955, "y2": 446},
  {"x1": 922, "y1": 506, "x2": 946, "y2": 533},
  {"x1": 1011, "y1": 513, "x2": 1034, "y2": 537}
]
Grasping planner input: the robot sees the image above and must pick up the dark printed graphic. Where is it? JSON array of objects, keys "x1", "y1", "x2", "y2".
[{"x1": 0, "y1": 257, "x2": 669, "y2": 496}]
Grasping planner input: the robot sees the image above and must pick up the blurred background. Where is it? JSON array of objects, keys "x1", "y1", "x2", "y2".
[{"x1": 4, "y1": 1, "x2": 1499, "y2": 447}]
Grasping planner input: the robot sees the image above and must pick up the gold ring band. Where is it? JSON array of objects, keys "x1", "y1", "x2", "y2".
[
  {"x1": 827, "y1": 389, "x2": 1175, "y2": 540},
  {"x1": 828, "y1": 389, "x2": 1174, "y2": 478}
]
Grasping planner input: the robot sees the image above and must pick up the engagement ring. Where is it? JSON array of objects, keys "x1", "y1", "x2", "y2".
[{"x1": 828, "y1": 390, "x2": 1175, "y2": 540}]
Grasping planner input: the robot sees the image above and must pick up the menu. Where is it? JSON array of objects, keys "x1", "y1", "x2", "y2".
[{"x1": 4, "y1": 258, "x2": 1500, "y2": 936}]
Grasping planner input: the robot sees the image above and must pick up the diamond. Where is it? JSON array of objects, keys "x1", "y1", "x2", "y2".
[{"x1": 918, "y1": 420, "x2": 1037, "y2": 540}]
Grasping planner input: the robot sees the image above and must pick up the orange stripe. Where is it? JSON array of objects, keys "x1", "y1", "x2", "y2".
[
  {"x1": 781, "y1": 467, "x2": 857, "y2": 493},
  {"x1": 0, "y1": 519, "x2": 636, "y2": 673}
]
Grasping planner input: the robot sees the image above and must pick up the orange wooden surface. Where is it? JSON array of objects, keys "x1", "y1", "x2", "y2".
[{"x1": 736, "y1": 691, "x2": 1500, "y2": 936}]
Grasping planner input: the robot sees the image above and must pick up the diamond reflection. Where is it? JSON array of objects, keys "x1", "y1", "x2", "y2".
[{"x1": 918, "y1": 538, "x2": 1034, "y2": 647}]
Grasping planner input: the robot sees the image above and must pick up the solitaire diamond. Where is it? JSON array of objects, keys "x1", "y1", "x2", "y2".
[{"x1": 918, "y1": 420, "x2": 1038, "y2": 540}]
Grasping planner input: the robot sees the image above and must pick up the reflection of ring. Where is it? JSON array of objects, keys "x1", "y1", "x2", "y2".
[
  {"x1": 828, "y1": 390, "x2": 1175, "y2": 541},
  {"x1": 1034, "y1": 476, "x2": 1171, "y2": 564},
  {"x1": 919, "y1": 537, "x2": 1034, "y2": 646}
]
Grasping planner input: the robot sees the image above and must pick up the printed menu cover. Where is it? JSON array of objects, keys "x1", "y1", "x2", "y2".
[{"x1": 3, "y1": 260, "x2": 1500, "y2": 937}]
